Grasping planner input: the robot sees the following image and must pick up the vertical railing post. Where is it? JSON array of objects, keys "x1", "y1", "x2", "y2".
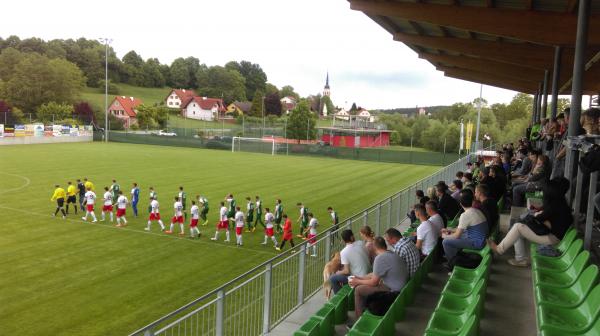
[
  {"x1": 376, "y1": 203, "x2": 381, "y2": 235},
  {"x1": 584, "y1": 171, "x2": 598, "y2": 251},
  {"x1": 143, "y1": 328, "x2": 155, "y2": 336},
  {"x1": 387, "y1": 197, "x2": 392, "y2": 227},
  {"x1": 362, "y1": 210, "x2": 367, "y2": 227},
  {"x1": 297, "y1": 244, "x2": 306, "y2": 305},
  {"x1": 573, "y1": 166, "x2": 584, "y2": 224},
  {"x1": 263, "y1": 262, "x2": 272, "y2": 335},
  {"x1": 396, "y1": 193, "x2": 402, "y2": 225},
  {"x1": 216, "y1": 289, "x2": 225, "y2": 336},
  {"x1": 325, "y1": 231, "x2": 332, "y2": 261}
]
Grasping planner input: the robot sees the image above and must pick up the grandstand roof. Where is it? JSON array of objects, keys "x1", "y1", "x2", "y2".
[{"x1": 348, "y1": 0, "x2": 600, "y2": 94}]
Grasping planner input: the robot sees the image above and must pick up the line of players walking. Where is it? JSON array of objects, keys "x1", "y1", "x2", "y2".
[{"x1": 51, "y1": 179, "x2": 340, "y2": 253}]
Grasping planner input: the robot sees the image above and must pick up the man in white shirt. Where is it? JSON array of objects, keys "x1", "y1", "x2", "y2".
[
  {"x1": 426, "y1": 201, "x2": 444, "y2": 234},
  {"x1": 234, "y1": 206, "x2": 245, "y2": 246},
  {"x1": 211, "y1": 201, "x2": 230, "y2": 242},
  {"x1": 166, "y1": 197, "x2": 185, "y2": 235},
  {"x1": 101, "y1": 186, "x2": 114, "y2": 222},
  {"x1": 115, "y1": 191, "x2": 128, "y2": 227},
  {"x1": 261, "y1": 207, "x2": 278, "y2": 247},
  {"x1": 189, "y1": 200, "x2": 200, "y2": 238},
  {"x1": 145, "y1": 197, "x2": 165, "y2": 232},
  {"x1": 415, "y1": 204, "x2": 437, "y2": 256},
  {"x1": 81, "y1": 187, "x2": 98, "y2": 222},
  {"x1": 306, "y1": 213, "x2": 318, "y2": 257},
  {"x1": 329, "y1": 229, "x2": 371, "y2": 294}
]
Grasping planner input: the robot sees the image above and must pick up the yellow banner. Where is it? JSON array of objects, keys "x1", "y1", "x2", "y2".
[{"x1": 465, "y1": 122, "x2": 473, "y2": 152}]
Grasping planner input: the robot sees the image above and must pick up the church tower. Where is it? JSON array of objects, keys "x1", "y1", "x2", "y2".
[{"x1": 323, "y1": 72, "x2": 331, "y2": 97}]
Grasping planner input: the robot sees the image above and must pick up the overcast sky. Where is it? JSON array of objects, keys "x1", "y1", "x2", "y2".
[{"x1": 2, "y1": 0, "x2": 574, "y2": 109}]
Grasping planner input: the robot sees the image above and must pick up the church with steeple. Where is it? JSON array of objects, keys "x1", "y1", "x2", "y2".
[{"x1": 323, "y1": 72, "x2": 331, "y2": 97}]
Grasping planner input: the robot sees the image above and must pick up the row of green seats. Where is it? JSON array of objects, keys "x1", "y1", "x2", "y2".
[
  {"x1": 424, "y1": 245, "x2": 492, "y2": 336},
  {"x1": 529, "y1": 228, "x2": 600, "y2": 336},
  {"x1": 294, "y1": 285, "x2": 354, "y2": 336}
]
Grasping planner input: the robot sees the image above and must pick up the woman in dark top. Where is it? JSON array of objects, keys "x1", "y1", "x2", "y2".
[
  {"x1": 512, "y1": 155, "x2": 550, "y2": 207},
  {"x1": 489, "y1": 177, "x2": 572, "y2": 267}
]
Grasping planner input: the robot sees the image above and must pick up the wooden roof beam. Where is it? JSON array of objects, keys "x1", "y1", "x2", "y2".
[
  {"x1": 350, "y1": 0, "x2": 600, "y2": 45},
  {"x1": 420, "y1": 52, "x2": 546, "y2": 81},
  {"x1": 439, "y1": 66, "x2": 538, "y2": 92},
  {"x1": 444, "y1": 72, "x2": 533, "y2": 93}
]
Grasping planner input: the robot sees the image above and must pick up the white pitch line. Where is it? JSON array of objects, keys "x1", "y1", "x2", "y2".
[
  {"x1": 0, "y1": 172, "x2": 31, "y2": 195},
  {"x1": 0, "y1": 205, "x2": 275, "y2": 256}
]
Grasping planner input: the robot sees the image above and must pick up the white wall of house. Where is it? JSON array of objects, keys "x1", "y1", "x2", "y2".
[
  {"x1": 166, "y1": 92, "x2": 182, "y2": 108},
  {"x1": 183, "y1": 102, "x2": 216, "y2": 121}
]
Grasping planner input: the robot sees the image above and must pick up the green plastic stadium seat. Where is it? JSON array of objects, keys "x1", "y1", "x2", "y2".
[
  {"x1": 329, "y1": 286, "x2": 349, "y2": 324},
  {"x1": 497, "y1": 197, "x2": 504, "y2": 213},
  {"x1": 424, "y1": 315, "x2": 478, "y2": 336},
  {"x1": 451, "y1": 255, "x2": 491, "y2": 282},
  {"x1": 540, "y1": 313, "x2": 600, "y2": 336},
  {"x1": 391, "y1": 285, "x2": 409, "y2": 321},
  {"x1": 311, "y1": 303, "x2": 335, "y2": 336},
  {"x1": 442, "y1": 278, "x2": 485, "y2": 298},
  {"x1": 436, "y1": 285, "x2": 485, "y2": 316},
  {"x1": 347, "y1": 311, "x2": 384, "y2": 336},
  {"x1": 533, "y1": 239, "x2": 583, "y2": 272},
  {"x1": 531, "y1": 228, "x2": 576, "y2": 257},
  {"x1": 534, "y1": 251, "x2": 589, "y2": 288},
  {"x1": 536, "y1": 265, "x2": 599, "y2": 309},
  {"x1": 404, "y1": 279, "x2": 417, "y2": 305},
  {"x1": 538, "y1": 285, "x2": 600, "y2": 334},
  {"x1": 294, "y1": 318, "x2": 320, "y2": 336},
  {"x1": 425, "y1": 298, "x2": 479, "y2": 335}
]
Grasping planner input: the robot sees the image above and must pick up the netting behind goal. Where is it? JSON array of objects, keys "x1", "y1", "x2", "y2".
[{"x1": 231, "y1": 137, "x2": 278, "y2": 155}]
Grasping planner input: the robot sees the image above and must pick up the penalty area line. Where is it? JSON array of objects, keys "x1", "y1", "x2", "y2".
[{"x1": 0, "y1": 205, "x2": 275, "y2": 256}]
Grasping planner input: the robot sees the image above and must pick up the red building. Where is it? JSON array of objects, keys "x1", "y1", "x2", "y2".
[{"x1": 319, "y1": 127, "x2": 392, "y2": 148}]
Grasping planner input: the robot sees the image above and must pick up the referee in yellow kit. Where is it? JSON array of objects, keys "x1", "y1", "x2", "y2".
[
  {"x1": 51, "y1": 184, "x2": 67, "y2": 218},
  {"x1": 66, "y1": 181, "x2": 78, "y2": 214}
]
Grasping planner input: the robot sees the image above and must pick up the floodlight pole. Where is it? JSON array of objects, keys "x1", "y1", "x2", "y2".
[
  {"x1": 99, "y1": 38, "x2": 112, "y2": 143},
  {"x1": 474, "y1": 84, "x2": 483, "y2": 152}
]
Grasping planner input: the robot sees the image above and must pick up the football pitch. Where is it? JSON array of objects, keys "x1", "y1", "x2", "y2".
[{"x1": 0, "y1": 142, "x2": 439, "y2": 336}]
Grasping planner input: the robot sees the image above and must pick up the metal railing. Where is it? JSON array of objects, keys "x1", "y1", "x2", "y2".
[{"x1": 130, "y1": 153, "x2": 472, "y2": 336}]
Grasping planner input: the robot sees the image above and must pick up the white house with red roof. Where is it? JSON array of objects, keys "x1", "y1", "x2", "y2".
[
  {"x1": 181, "y1": 96, "x2": 225, "y2": 121},
  {"x1": 107, "y1": 96, "x2": 143, "y2": 128},
  {"x1": 166, "y1": 89, "x2": 196, "y2": 109}
]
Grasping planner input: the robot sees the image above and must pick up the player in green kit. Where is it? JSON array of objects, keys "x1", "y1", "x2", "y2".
[
  {"x1": 245, "y1": 197, "x2": 255, "y2": 232},
  {"x1": 274, "y1": 199, "x2": 283, "y2": 233},
  {"x1": 148, "y1": 187, "x2": 157, "y2": 213},
  {"x1": 226, "y1": 194, "x2": 236, "y2": 229},
  {"x1": 254, "y1": 196, "x2": 264, "y2": 230},
  {"x1": 109, "y1": 179, "x2": 120, "y2": 204},
  {"x1": 179, "y1": 186, "x2": 187, "y2": 220},
  {"x1": 296, "y1": 202, "x2": 309, "y2": 238},
  {"x1": 198, "y1": 195, "x2": 209, "y2": 225}
]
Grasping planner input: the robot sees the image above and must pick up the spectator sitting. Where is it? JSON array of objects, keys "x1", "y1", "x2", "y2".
[
  {"x1": 329, "y1": 229, "x2": 371, "y2": 294},
  {"x1": 450, "y1": 179, "x2": 463, "y2": 201},
  {"x1": 349, "y1": 237, "x2": 409, "y2": 319},
  {"x1": 359, "y1": 225, "x2": 376, "y2": 265},
  {"x1": 465, "y1": 162, "x2": 473, "y2": 174},
  {"x1": 384, "y1": 228, "x2": 420, "y2": 278},
  {"x1": 512, "y1": 155, "x2": 550, "y2": 207},
  {"x1": 474, "y1": 184, "x2": 499, "y2": 237},
  {"x1": 512, "y1": 149, "x2": 531, "y2": 177},
  {"x1": 425, "y1": 200, "x2": 444, "y2": 234},
  {"x1": 426, "y1": 186, "x2": 438, "y2": 203},
  {"x1": 489, "y1": 177, "x2": 573, "y2": 267},
  {"x1": 488, "y1": 165, "x2": 507, "y2": 202},
  {"x1": 441, "y1": 190, "x2": 488, "y2": 265},
  {"x1": 472, "y1": 162, "x2": 481, "y2": 183},
  {"x1": 455, "y1": 171, "x2": 464, "y2": 182},
  {"x1": 436, "y1": 183, "x2": 462, "y2": 224},
  {"x1": 463, "y1": 173, "x2": 475, "y2": 191},
  {"x1": 407, "y1": 190, "x2": 429, "y2": 222},
  {"x1": 414, "y1": 204, "x2": 438, "y2": 257}
]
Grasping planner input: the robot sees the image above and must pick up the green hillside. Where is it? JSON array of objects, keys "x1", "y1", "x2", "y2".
[{"x1": 81, "y1": 84, "x2": 171, "y2": 111}]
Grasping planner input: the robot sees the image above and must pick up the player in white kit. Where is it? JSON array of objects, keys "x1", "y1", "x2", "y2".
[
  {"x1": 81, "y1": 187, "x2": 98, "y2": 222},
  {"x1": 145, "y1": 197, "x2": 165, "y2": 231},
  {"x1": 307, "y1": 213, "x2": 318, "y2": 257},
  {"x1": 211, "y1": 201, "x2": 230, "y2": 242},
  {"x1": 189, "y1": 200, "x2": 200, "y2": 238},
  {"x1": 115, "y1": 191, "x2": 128, "y2": 227},
  {"x1": 234, "y1": 206, "x2": 245, "y2": 246},
  {"x1": 101, "y1": 186, "x2": 114, "y2": 222},
  {"x1": 166, "y1": 197, "x2": 185, "y2": 235},
  {"x1": 261, "y1": 208, "x2": 278, "y2": 247}
]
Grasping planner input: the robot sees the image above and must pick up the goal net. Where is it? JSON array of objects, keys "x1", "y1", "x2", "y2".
[{"x1": 231, "y1": 137, "x2": 277, "y2": 155}]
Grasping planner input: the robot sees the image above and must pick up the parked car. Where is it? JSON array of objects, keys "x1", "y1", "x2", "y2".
[{"x1": 157, "y1": 130, "x2": 177, "y2": 137}]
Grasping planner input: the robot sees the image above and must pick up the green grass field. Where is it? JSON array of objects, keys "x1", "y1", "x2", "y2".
[{"x1": 0, "y1": 142, "x2": 438, "y2": 335}]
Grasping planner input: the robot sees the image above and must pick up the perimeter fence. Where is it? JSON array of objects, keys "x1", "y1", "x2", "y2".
[
  {"x1": 129, "y1": 152, "x2": 472, "y2": 336},
  {"x1": 98, "y1": 130, "x2": 461, "y2": 166}
]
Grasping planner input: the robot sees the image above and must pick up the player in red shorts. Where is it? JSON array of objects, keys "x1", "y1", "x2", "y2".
[
  {"x1": 166, "y1": 196, "x2": 185, "y2": 235},
  {"x1": 189, "y1": 200, "x2": 200, "y2": 238},
  {"x1": 234, "y1": 206, "x2": 245, "y2": 246},
  {"x1": 306, "y1": 213, "x2": 318, "y2": 257},
  {"x1": 211, "y1": 201, "x2": 230, "y2": 242},
  {"x1": 81, "y1": 187, "x2": 98, "y2": 222},
  {"x1": 145, "y1": 197, "x2": 165, "y2": 232},
  {"x1": 100, "y1": 186, "x2": 114, "y2": 222},
  {"x1": 261, "y1": 207, "x2": 278, "y2": 247},
  {"x1": 115, "y1": 190, "x2": 128, "y2": 227}
]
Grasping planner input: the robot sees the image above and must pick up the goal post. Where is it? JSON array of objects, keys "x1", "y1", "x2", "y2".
[{"x1": 231, "y1": 136, "x2": 276, "y2": 155}]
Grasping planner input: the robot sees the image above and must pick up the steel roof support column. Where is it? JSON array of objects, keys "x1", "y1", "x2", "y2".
[
  {"x1": 537, "y1": 83, "x2": 543, "y2": 123},
  {"x1": 550, "y1": 46, "x2": 562, "y2": 119},
  {"x1": 541, "y1": 70, "x2": 549, "y2": 120},
  {"x1": 565, "y1": 0, "x2": 590, "y2": 206},
  {"x1": 532, "y1": 90, "x2": 539, "y2": 124}
]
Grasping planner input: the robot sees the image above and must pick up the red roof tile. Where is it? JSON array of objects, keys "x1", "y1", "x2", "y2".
[
  {"x1": 168, "y1": 89, "x2": 196, "y2": 102},
  {"x1": 182, "y1": 96, "x2": 225, "y2": 112},
  {"x1": 112, "y1": 96, "x2": 143, "y2": 117}
]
